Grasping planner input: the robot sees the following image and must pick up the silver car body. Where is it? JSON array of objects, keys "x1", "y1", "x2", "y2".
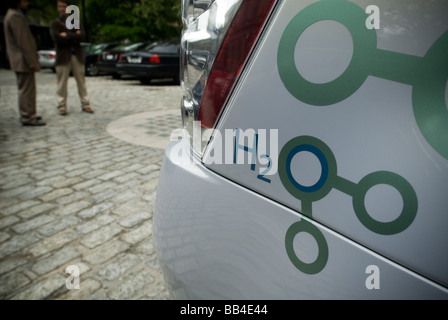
[
  {"x1": 38, "y1": 49, "x2": 56, "y2": 70},
  {"x1": 154, "y1": 0, "x2": 448, "y2": 299}
]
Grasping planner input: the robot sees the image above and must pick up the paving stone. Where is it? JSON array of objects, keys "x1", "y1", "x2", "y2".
[
  {"x1": 11, "y1": 215, "x2": 55, "y2": 234},
  {"x1": 111, "y1": 190, "x2": 138, "y2": 204},
  {"x1": 64, "y1": 162, "x2": 90, "y2": 172},
  {"x1": 32, "y1": 246, "x2": 81, "y2": 275},
  {"x1": 37, "y1": 175, "x2": 66, "y2": 187},
  {"x1": 144, "y1": 254, "x2": 164, "y2": 271},
  {"x1": 0, "y1": 272, "x2": 31, "y2": 298},
  {"x1": 78, "y1": 202, "x2": 114, "y2": 219},
  {"x1": 76, "y1": 214, "x2": 115, "y2": 235},
  {"x1": 97, "y1": 171, "x2": 125, "y2": 181},
  {"x1": 0, "y1": 200, "x2": 41, "y2": 216},
  {"x1": 0, "y1": 258, "x2": 28, "y2": 276},
  {"x1": 64, "y1": 261, "x2": 90, "y2": 275},
  {"x1": 119, "y1": 211, "x2": 152, "y2": 228},
  {"x1": 80, "y1": 169, "x2": 108, "y2": 180},
  {"x1": 46, "y1": 162, "x2": 72, "y2": 171},
  {"x1": 90, "y1": 188, "x2": 120, "y2": 203},
  {"x1": 39, "y1": 188, "x2": 74, "y2": 202},
  {"x1": 55, "y1": 200, "x2": 92, "y2": 217},
  {"x1": 0, "y1": 198, "x2": 19, "y2": 211},
  {"x1": 120, "y1": 221, "x2": 153, "y2": 245},
  {"x1": 112, "y1": 199, "x2": 150, "y2": 217},
  {"x1": 59, "y1": 278, "x2": 101, "y2": 300},
  {"x1": 18, "y1": 203, "x2": 57, "y2": 219},
  {"x1": 56, "y1": 191, "x2": 89, "y2": 205},
  {"x1": 12, "y1": 273, "x2": 66, "y2": 300},
  {"x1": 83, "y1": 240, "x2": 130, "y2": 265},
  {"x1": 113, "y1": 155, "x2": 134, "y2": 162},
  {"x1": 0, "y1": 233, "x2": 40, "y2": 258},
  {"x1": 107, "y1": 269, "x2": 155, "y2": 300},
  {"x1": 91, "y1": 160, "x2": 114, "y2": 170},
  {"x1": 113, "y1": 172, "x2": 140, "y2": 184},
  {"x1": 0, "y1": 164, "x2": 20, "y2": 174},
  {"x1": 65, "y1": 167, "x2": 91, "y2": 178},
  {"x1": 135, "y1": 239, "x2": 156, "y2": 256},
  {"x1": 0, "y1": 232, "x2": 11, "y2": 243},
  {"x1": 72, "y1": 179, "x2": 100, "y2": 191},
  {"x1": 80, "y1": 224, "x2": 122, "y2": 249},
  {"x1": 34, "y1": 169, "x2": 66, "y2": 181},
  {"x1": 37, "y1": 217, "x2": 80, "y2": 237},
  {"x1": 87, "y1": 181, "x2": 117, "y2": 194},
  {"x1": 121, "y1": 163, "x2": 145, "y2": 173},
  {"x1": 90, "y1": 155, "x2": 114, "y2": 165},
  {"x1": 97, "y1": 253, "x2": 141, "y2": 281},
  {"x1": 0, "y1": 216, "x2": 20, "y2": 230},
  {"x1": 0, "y1": 184, "x2": 35, "y2": 198},
  {"x1": 137, "y1": 165, "x2": 161, "y2": 175},
  {"x1": 1, "y1": 177, "x2": 33, "y2": 190},
  {"x1": 52, "y1": 177, "x2": 84, "y2": 189},
  {"x1": 105, "y1": 162, "x2": 129, "y2": 171},
  {"x1": 0, "y1": 173, "x2": 28, "y2": 184},
  {"x1": 29, "y1": 230, "x2": 78, "y2": 257},
  {"x1": 19, "y1": 186, "x2": 54, "y2": 200}
]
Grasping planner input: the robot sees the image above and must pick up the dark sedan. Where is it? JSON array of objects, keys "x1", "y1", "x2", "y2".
[
  {"x1": 96, "y1": 42, "x2": 150, "y2": 79},
  {"x1": 116, "y1": 40, "x2": 180, "y2": 85}
]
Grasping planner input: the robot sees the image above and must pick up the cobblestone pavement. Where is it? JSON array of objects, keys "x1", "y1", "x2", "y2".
[{"x1": 0, "y1": 69, "x2": 182, "y2": 300}]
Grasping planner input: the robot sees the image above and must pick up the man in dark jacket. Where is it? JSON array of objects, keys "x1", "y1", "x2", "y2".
[
  {"x1": 50, "y1": 0, "x2": 93, "y2": 115},
  {"x1": 4, "y1": 0, "x2": 46, "y2": 126}
]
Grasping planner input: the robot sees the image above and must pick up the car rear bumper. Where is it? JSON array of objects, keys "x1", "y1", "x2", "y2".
[
  {"x1": 96, "y1": 62, "x2": 117, "y2": 73},
  {"x1": 154, "y1": 140, "x2": 448, "y2": 299},
  {"x1": 116, "y1": 63, "x2": 178, "y2": 78},
  {"x1": 39, "y1": 59, "x2": 55, "y2": 68}
]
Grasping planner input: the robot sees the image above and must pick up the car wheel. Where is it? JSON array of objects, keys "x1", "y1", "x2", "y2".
[
  {"x1": 112, "y1": 73, "x2": 121, "y2": 79},
  {"x1": 86, "y1": 63, "x2": 99, "y2": 76}
]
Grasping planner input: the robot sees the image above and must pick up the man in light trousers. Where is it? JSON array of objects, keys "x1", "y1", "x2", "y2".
[{"x1": 50, "y1": 0, "x2": 94, "y2": 115}]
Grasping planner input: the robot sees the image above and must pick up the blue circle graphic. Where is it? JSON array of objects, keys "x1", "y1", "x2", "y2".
[{"x1": 286, "y1": 144, "x2": 329, "y2": 193}]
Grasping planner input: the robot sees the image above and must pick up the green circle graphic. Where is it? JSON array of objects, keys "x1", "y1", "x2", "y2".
[
  {"x1": 285, "y1": 220, "x2": 329, "y2": 275},
  {"x1": 413, "y1": 31, "x2": 448, "y2": 160},
  {"x1": 278, "y1": 0, "x2": 377, "y2": 105},
  {"x1": 352, "y1": 171, "x2": 418, "y2": 235}
]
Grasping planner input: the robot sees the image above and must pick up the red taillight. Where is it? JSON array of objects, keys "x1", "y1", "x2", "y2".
[
  {"x1": 118, "y1": 54, "x2": 123, "y2": 62},
  {"x1": 150, "y1": 54, "x2": 161, "y2": 64},
  {"x1": 97, "y1": 54, "x2": 101, "y2": 62},
  {"x1": 198, "y1": 0, "x2": 276, "y2": 129},
  {"x1": 49, "y1": 53, "x2": 56, "y2": 58}
]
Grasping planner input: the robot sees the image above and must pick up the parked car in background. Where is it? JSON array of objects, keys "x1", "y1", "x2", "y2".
[
  {"x1": 153, "y1": 0, "x2": 448, "y2": 300},
  {"x1": 116, "y1": 40, "x2": 180, "y2": 85},
  {"x1": 83, "y1": 42, "x2": 119, "y2": 76},
  {"x1": 96, "y1": 42, "x2": 150, "y2": 79},
  {"x1": 38, "y1": 49, "x2": 56, "y2": 72}
]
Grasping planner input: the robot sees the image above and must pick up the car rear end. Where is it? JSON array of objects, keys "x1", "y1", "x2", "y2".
[
  {"x1": 38, "y1": 49, "x2": 56, "y2": 71},
  {"x1": 116, "y1": 41, "x2": 180, "y2": 84},
  {"x1": 97, "y1": 48, "x2": 121, "y2": 75},
  {"x1": 154, "y1": 0, "x2": 448, "y2": 299},
  {"x1": 97, "y1": 42, "x2": 148, "y2": 77}
]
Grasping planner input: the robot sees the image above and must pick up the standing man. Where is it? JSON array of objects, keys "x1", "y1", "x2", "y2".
[
  {"x1": 50, "y1": 0, "x2": 94, "y2": 116},
  {"x1": 3, "y1": 0, "x2": 46, "y2": 126}
]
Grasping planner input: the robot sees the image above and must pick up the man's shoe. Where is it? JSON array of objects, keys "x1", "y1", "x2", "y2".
[
  {"x1": 82, "y1": 107, "x2": 94, "y2": 113},
  {"x1": 58, "y1": 108, "x2": 67, "y2": 116},
  {"x1": 22, "y1": 119, "x2": 46, "y2": 126}
]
